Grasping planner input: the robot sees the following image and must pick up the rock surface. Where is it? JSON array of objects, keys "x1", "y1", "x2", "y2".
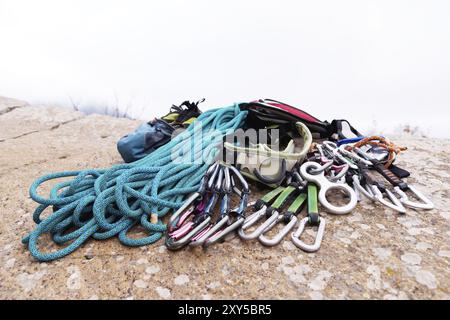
[{"x1": 0, "y1": 96, "x2": 449, "y2": 300}]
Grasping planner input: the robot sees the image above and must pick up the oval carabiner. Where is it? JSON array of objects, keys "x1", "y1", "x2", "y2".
[
  {"x1": 300, "y1": 162, "x2": 357, "y2": 215},
  {"x1": 394, "y1": 185, "x2": 434, "y2": 210},
  {"x1": 291, "y1": 216, "x2": 326, "y2": 252}
]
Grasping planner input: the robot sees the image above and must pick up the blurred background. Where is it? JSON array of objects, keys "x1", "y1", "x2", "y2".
[{"x1": 0, "y1": 0, "x2": 449, "y2": 137}]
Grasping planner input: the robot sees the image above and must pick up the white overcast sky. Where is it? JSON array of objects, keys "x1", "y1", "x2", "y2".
[{"x1": 0, "y1": 0, "x2": 449, "y2": 137}]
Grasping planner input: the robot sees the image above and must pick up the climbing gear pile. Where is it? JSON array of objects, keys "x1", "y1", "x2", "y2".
[{"x1": 22, "y1": 99, "x2": 435, "y2": 261}]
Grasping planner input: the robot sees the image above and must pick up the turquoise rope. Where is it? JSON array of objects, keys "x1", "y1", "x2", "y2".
[{"x1": 22, "y1": 104, "x2": 247, "y2": 261}]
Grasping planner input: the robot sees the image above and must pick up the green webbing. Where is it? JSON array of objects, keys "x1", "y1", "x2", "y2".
[
  {"x1": 260, "y1": 186, "x2": 285, "y2": 204},
  {"x1": 271, "y1": 186, "x2": 296, "y2": 209},
  {"x1": 286, "y1": 193, "x2": 307, "y2": 214},
  {"x1": 307, "y1": 184, "x2": 319, "y2": 214}
]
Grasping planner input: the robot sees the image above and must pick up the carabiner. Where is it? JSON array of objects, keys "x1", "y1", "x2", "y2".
[
  {"x1": 299, "y1": 162, "x2": 357, "y2": 215},
  {"x1": 394, "y1": 185, "x2": 434, "y2": 210},
  {"x1": 189, "y1": 167, "x2": 226, "y2": 247},
  {"x1": 258, "y1": 192, "x2": 307, "y2": 246},
  {"x1": 258, "y1": 214, "x2": 298, "y2": 246},
  {"x1": 355, "y1": 147, "x2": 434, "y2": 211},
  {"x1": 165, "y1": 194, "x2": 211, "y2": 250},
  {"x1": 166, "y1": 164, "x2": 223, "y2": 250},
  {"x1": 291, "y1": 216, "x2": 326, "y2": 252},
  {"x1": 351, "y1": 174, "x2": 376, "y2": 201},
  {"x1": 236, "y1": 186, "x2": 284, "y2": 239},
  {"x1": 200, "y1": 165, "x2": 251, "y2": 248},
  {"x1": 238, "y1": 207, "x2": 280, "y2": 240},
  {"x1": 291, "y1": 184, "x2": 326, "y2": 252},
  {"x1": 167, "y1": 192, "x2": 202, "y2": 232},
  {"x1": 203, "y1": 213, "x2": 246, "y2": 247},
  {"x1": 253, "y1": 158, "x2": 287, "y2": 185},
  {"x1": 323, "y1": 141, "x2": 359, "y2": 170},
  {"x1": 371, "y1": 185, "x2": 406, "y2": 213},
  {"x1": 238, "y1": 186, "x2": 296, "y2": 240}
]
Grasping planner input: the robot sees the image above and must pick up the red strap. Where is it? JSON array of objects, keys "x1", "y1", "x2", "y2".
[
  {"x1": 267, "y1": 102, "x2": 320, "y2": 123},
  {"x1": 250, "y1": 100, "x2": 321, "y2": 123}
]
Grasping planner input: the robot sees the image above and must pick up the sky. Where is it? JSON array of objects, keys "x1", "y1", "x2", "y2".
[{"x1": 0, "y1": 0, "x2": 449, "y2": 137}]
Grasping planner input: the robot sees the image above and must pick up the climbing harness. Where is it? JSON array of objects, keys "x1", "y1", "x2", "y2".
[
  {"x1": 21, "y1": 97, "x2": 435, "y2": 261},
  {"x1": 224, "y1": 121, "x2": 312, "y2": 186}
]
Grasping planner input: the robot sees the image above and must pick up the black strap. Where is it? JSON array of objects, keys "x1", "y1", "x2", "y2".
[{"x1": 240, "y1": 100, "x2": 363, "y2": 140}]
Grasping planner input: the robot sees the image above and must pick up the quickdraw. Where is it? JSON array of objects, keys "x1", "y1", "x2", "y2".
[
  {"x1": 165, "y1": 162, "x2": 251, "y2": 250},
  {"x1": 238, "y1": 186, "x2": 297, "y2": 240},
  {"x1": 291, "y1": 184, "x2": 326, "y2": 252}
]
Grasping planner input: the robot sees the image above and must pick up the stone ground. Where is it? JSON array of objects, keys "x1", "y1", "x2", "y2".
[{"x1": 0, "y1": 96, "x2": 449, "y2": 300}]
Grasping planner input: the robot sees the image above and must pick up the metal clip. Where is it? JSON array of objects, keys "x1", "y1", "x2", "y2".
[
  {"x1": 189, "y1": 169, "x2": 225, "y2": 247},
  {"x1": 258, "y1": 214, "x2": 298, "y2": 246},
  {"x1": 291, "y1": 216, "x2": 326, "y2": 252},
  {"x1": 371, "y1": 185, "x2": 406, "y2": 213},
  {"x1": 352, "y1": 174, "x2": 376, "y2": 201},
  {"x1": 165, "y1": 193, "x2": 212, "y2": 250},
  {"x1": 257, "y1": 191, "x2": 307, "y2": 246},
  {"x1": 203, "y1": 214, "x2": 246, "y2": 247},
  {"x1": 238, "y1": 207, "x2": 279, "y2": 240},
  {"x1": 394, "y1": 185, "x2": 434, "y2": 210}
]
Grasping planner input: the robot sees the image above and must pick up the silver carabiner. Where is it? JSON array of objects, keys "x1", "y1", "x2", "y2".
[
  {"x1": 291, "y1": 216, "x2": 326, "y2": 252},
  {"x1": 327, "y1": 163, "x2": 349, "y2": 182},
  {"x1": 167, "y1": 192, "x2": 202, "y2": 230},
  {"x1": 371, "y1": 185, "x2": 406, "y2": 214},
  {"x1": 190, "y1": 214, "x2": 229, "y2": 247},
  {"x1": 203, "y1": 215, "x2": 246, "y2": 247},
  {"x1": 189, "y1": 167, "x2": 228, "y2": 247},
  {"x1": 258, "y1": 214, "x2": 298, "y2": 246},
  {"x1": 238, "y1": 207, "x2": 279, "y2": 240},
  {"x1": 337, "y1": 144, "x2": 371, "y2": 167},
  {"x1": 300, "y1": 162, "x2": 357, "y2": 215},
  {"x1": 394, "y1": 185, "x2": 434, "y2": 210},
  {"x1": 352, "y1": 174, "x2": 376, "y2": 201}
]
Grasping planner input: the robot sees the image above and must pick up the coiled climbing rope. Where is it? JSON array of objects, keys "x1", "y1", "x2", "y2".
[{"x1": 22, "y1": 104, "x2": 247, "y2": 261}]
